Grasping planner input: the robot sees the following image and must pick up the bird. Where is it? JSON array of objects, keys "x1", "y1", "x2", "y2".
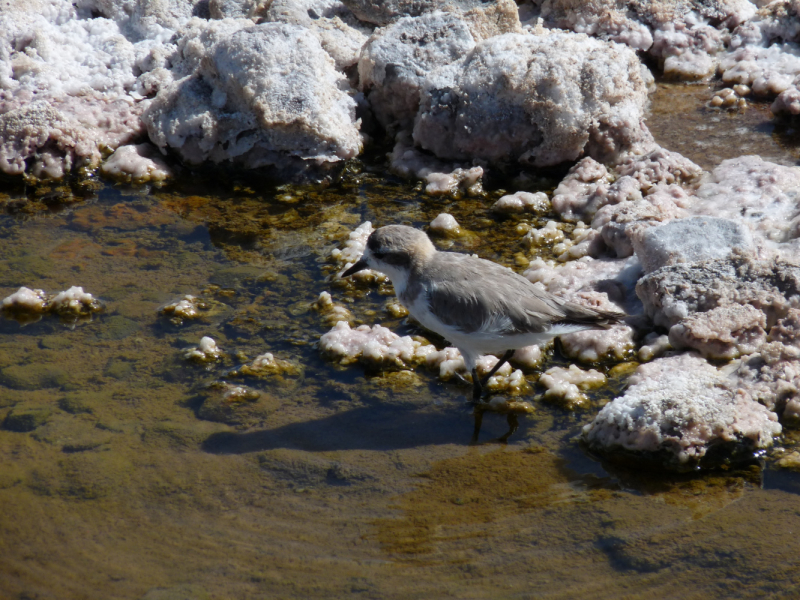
[{"x1": 342, "y1": 224, "x2": 625, "y2": 404}]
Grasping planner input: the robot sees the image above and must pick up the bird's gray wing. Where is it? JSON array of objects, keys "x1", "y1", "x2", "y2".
[{"x1": 422, "y1": 254, "x2": 584, "y2": 335}]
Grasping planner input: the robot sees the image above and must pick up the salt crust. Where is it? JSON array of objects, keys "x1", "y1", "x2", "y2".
[
  {"x1": 388, "y1": 134, "x2": 484, "y2": 197},
  {"x1": 414, "y1": 30, "x2": 652, "y2": 168},
  {"x1": 313, "y1": 291, "x2": 354, "y2": 326},
  {"x1": 159, "y1": 294, "x2": 210, "y2": 325},
  {"x1": 236, "y1": 352, "x2": 301, "y2": 378},
  {"x1": 319, "y1": 321, "x2": 535, "y2": 396},
  {"x1": 185, "y1": 336, "x2": 222, "y2": 362},
  {"x1": 2, "y1": 285, "x2": 103, "y2": 317},
  {"x1": 100, "y1": 144, "x2": 171, "y2": 184},
  {"x1": 583, "y1": 353, "x2": 781, "y2": 465},
  {"x1": 539, "y1": 364, "x2": 606, "y2": 408},
  {"x1": 429, "y1": 213, "x2": 461, "y2": 236},
  {"x1": 330, "y1": 221, "x2": 387, "y2": 283},
  {"x1": 491, "y1": 191, "x2": 550, "y2": 215}
]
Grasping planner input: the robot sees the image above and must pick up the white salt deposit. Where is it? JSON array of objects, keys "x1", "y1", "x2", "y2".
[
  {"x1": 429, "y1": 213, "x2": 461, "y2": 236},
  {"x1": 491, "y1": 191, "x2": 550, "y2": 215},
  {"x1": 539, "y1": 364, "x2": 606, "y2": 408},
  {"x1": 49, "y1": 286, "x2": 102, "y2": 315},
  {"x1": 160, "y1": 295, "x2": 203, "y2": 322},
  {"x1": 1, "y1": 287, "x2": 48, "y2": 313},
  {"x1": 583, "y1": 353, "x2": 781, "y2": 465},
  {"x1": 100, "y1": 144, "x2": 172, "y2": 184},
  {"x1": 319, "y1": 321, "x2": 436, "y2": 368},
  {"x1": 313, "y1": 291, "x2": 354, "y2": 326},
  {"x1": 185, "y1": 336, "x2": 222, "y2": 362}
]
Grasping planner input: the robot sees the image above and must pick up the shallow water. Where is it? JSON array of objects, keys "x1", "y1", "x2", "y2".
[{"x1": 1, "y1": 83, "x2": 800, "y2": 599}]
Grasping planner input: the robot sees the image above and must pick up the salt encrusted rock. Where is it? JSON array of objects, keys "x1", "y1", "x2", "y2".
[
  {"x1": 429, "y1": 213, "x2": 461, "y2": 236},
  {"x1": 560, "y1": 324, "x2": 636, "y2": 363},
  {"x1": 143, "y1": 22, "x2": 362, "y2": 171},
  {"x1": 773, "y1": 80, "x2": 800, "y2": 115},
  {"x1": 540, "y1": 364, "x2": 606, "y2": 408},
  {"x1": 313, "y1": 291, "x2": 354, "y2": 326},
  {"x1": 720, "y1": 1, "x2": 800, "y2": 103},
  {"x1": 160, "y1": 295, "x2": 209, "y2": 324},
  {"x1": 319, "y1": 321, "x2": 436, "y2": 368},
  {"x1": 592, "y1": 184, "x2": 690, "y2": 259},
  {"x1": 235, "y1": 352, "x2": 302, "y2": 377},
  {"x1": 637, "y1": 332, "x2": 672, "y2": 362},
  {"x1": 331, "y1": 221, "x2": 387, "y2": 283},
  {"x1": 2, "y1": 287, "x2": 48, "y2": 314},
  {"x1": 100, "y1": 144, "x2": 172, "y2": 184},
  {"x1": 636, "y1": 254, "x2": 800, "y2": 330},
  {"x1": 491, "y1": 191, "x2": 550, "y2": 215},
  {"x1": 583, "y1": 353, "x2": 782, "y2": 469},
  {"x1": 413, "y1": 31, "x2": 652, "y2": 168},
  {"x1": 540, "y1": 0, "x2": 756, "y2": 80},
  {"x1": 340, "y1": 0, "x2": 522, "y2": 40},
  {"x1": 669, "y1": 304, "x2": 767, "y2": 360},
  {"x1": 633, "y1": 217, "x2": 755, "y2": 274},
  {"x1": 388, "y1": 135, "x2": 484, "y2": 196},
  {"x1": 425, "y1": 347, "x2": 531, "y2": 396},
  {"x1": 264, "y1": 0, "x2": 372, "y2": 71},
  {"x1": 209, "y1": 0, "x2": 269, "y2": 20},
  {"x1": 732, "y1": 338, "x2": 800, "y2": 416},
  {"x1": 49, "y1": 287, "x2": 103, "y2": 316},
  {"x1": 613, "y1": 147, "x2": 703, "y2": 192},
  {"x1": 524, "y1": 221, "x2": 566, "y2": 247},
  {"x1": 550, "y1": 158, "x2": 614, "y2": 223},
  {"x1": 358, "y1": 12, "x2": 475, "y2": 129},
  {"x1": 690, "y1": 156, "x2": 800, "y2": 244},
  {"x1": 185, "y1": 336, "x2": 222, "y2": 362}
]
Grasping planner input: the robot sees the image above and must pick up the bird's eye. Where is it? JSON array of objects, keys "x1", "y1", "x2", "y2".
[{"x1": 372, "y1": 250, "x2": 386, "y2": 259}]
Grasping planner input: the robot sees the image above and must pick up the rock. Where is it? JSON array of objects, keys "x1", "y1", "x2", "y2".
[
  {"x1": 340, "y1": 0, "x2": 521, "y2": 40},
  {"x1": 0, "y1": 364, "x2": 69, "y2": 390},
  {"x1": 358, "y1": 12, "x2": 475, "y2": 129},
  {"x1": 143, "y1": 22, "x2": 362, "y2": 172},
  {"x1": 668, "y1": 303, "x2": 767, "y2": 360},
  {"x1": 3, "y1": 405, "x2": 52, "y2": 432},
  {"x1": 413, "y1": 30, "x2": 652, "y2": 168},
  {"x1": 582, "y1": 353, "x2": 781, "y2": 470},
  {"x1": 491, "y1": 191, "x2": 550, "y2": 215},
  {"x1": 633, "y1": 216, "x2": 755, "y2": 274},
  {"x1": 100, "y1": 144, "x2": 172, "y2": 184}
]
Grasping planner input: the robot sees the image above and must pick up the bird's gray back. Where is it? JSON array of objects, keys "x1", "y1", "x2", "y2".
[{"x1": 405, "y1": 252, "x2": 598, "y2": 336}]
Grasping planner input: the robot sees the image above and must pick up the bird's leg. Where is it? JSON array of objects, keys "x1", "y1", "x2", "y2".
[
  {"x1": 479, "y1": 349, "x2": 515, "y2": 388},
  {"x1": 497, "y1": 413, "x2": 519, "y2": 444},
  {"x1": 471, "y1": 367, "x2": 483, "y2": 403},
  {"x1": 471, "y1": 406, "x2": 484, "y2": 445}
]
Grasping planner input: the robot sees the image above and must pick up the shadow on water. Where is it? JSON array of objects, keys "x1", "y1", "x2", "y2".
[{"x1": 202, "y1": 401, "x2": 531, "y2": 454}]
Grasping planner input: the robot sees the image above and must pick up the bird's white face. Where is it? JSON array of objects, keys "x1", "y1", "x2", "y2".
[{"x1": 348, "y1": 247, "x2": 413, "y2": 295}]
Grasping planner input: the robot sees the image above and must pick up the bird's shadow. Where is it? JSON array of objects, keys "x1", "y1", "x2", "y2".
[{"x1": 201, "y1": 402, "x2": 527, "y2": 454}]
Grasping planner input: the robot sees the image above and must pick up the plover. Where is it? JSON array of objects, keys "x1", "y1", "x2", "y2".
[{"x1": 342, "y1": 225, "x2": 624, "y2": 403}]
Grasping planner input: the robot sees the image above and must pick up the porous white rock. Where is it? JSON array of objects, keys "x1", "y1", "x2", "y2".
[
  {"x1": 492, "y1": 191, "x2": 550, "y2": 215},
  {"x1": 540, "y1": 364, "x2": 606, "y2": 408},
  {"x1": 413, "y1": 30, "x2": 652, "y2": 168},
  {"x1": 1, "y1": 287, "x2": 48, "y2": 313},
  {"x1": 331, "y1": 221, "x2": 388, "y2": 283},
  {"x1": 425, "y1": 347, "x2": 531, "y2": 396},
  {"x1": 388, "y1": 134, "x2": 484, "y2": 196},
  {"x1": 633, "y1": 216, "x2": 755, "y2": 274},
  {"x1": 637, "y1": 332, "x2": 672, "y2": 362},
  {"x1": 690, "y1": 156, "x2": 800, "y2": 244},
  {"x1": 49, "y1": 286, "x2": 103, "y2": 316},
  {"x1": 236, "y1": 352, "x2": 301, "y2": 377},
  {"x1": 100, "y1": 143, "x2": 172, "y2": 184},
  {"x1": 560, "y1": 324, "x2": 636, "y2": 363},
  {"x1": 185, "y1": 336, "x2": 222, "y2": 362},
  {"x1": 358, "y1": 12, "x2": 476, "y2": 129},
  {"x1": 143, "y1": 21, "x2": 362, "y2": 171},
  {"x1": 668, "y1": 303, "x2": 767, "y2": 360},
  {"x1": 264, "y1": 0, "x2": 372, "y2": 71},
  {"x1": 313, "y1": 291, "x2": 354, "y2": 325},
  {"x1": 583, "y1": 353, "x2": 781, "y2": 466},
  {"x1": 341, "y1": 0, "x2": 522, "y2": 40},
  {"x1": 524, "y1": 221, "x2": 565, "y2": 247},
  {"x1": 429, "y1": 213, "x2": 461, "y2": 235},
  {"x1": 160, "y1": 295, "x2": 206, "y2": 324},
  {"x1": 319, "y1": 321, "x2": 436, "y2": 368}
]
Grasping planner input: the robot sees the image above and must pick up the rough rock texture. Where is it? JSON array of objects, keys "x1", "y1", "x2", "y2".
[
  {"x1": 690, "y1": 156, "x2": 800, "y2": 243},
  {"x1": 668, "y1": 303, "x2": 767, "y2": 360},
  {"x1": 100, "y1": 143, "x2": 172, "y2": 183},
  {"x1": 721, "y1": 0, "x2": 800, "y2": 105},
  {"x1": 142, "y1": 21, "x2": 362, "y2": 171},
  {"x1": 264, "y1": 0, "x2": 372, "y2": 71},
  {"x1": 413, "y1": 31, "x2": 653, "y2": 168},
  {"x1": 358, "y1": 12, "x2": 475, "y2": 129},
  {"x1": 540, "y1": 0, "x2": 757, "y2": 80},
  {"x1": 632, "y1": 216, "x2": 755, "y2": 274},
  {"x1": 636, "y1": 253, "x2": 800, "y2": 330},
  {"x1": 583, "y1": 353, "x2": 781, "y2": 468},
  {"x1": 340, "y1": 0, "x2": 522, "y2": 40}
]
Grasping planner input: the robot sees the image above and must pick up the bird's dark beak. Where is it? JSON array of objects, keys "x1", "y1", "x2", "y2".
[{"x1": 341, "y1": 258, "x2": 368, "y2": 277}]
